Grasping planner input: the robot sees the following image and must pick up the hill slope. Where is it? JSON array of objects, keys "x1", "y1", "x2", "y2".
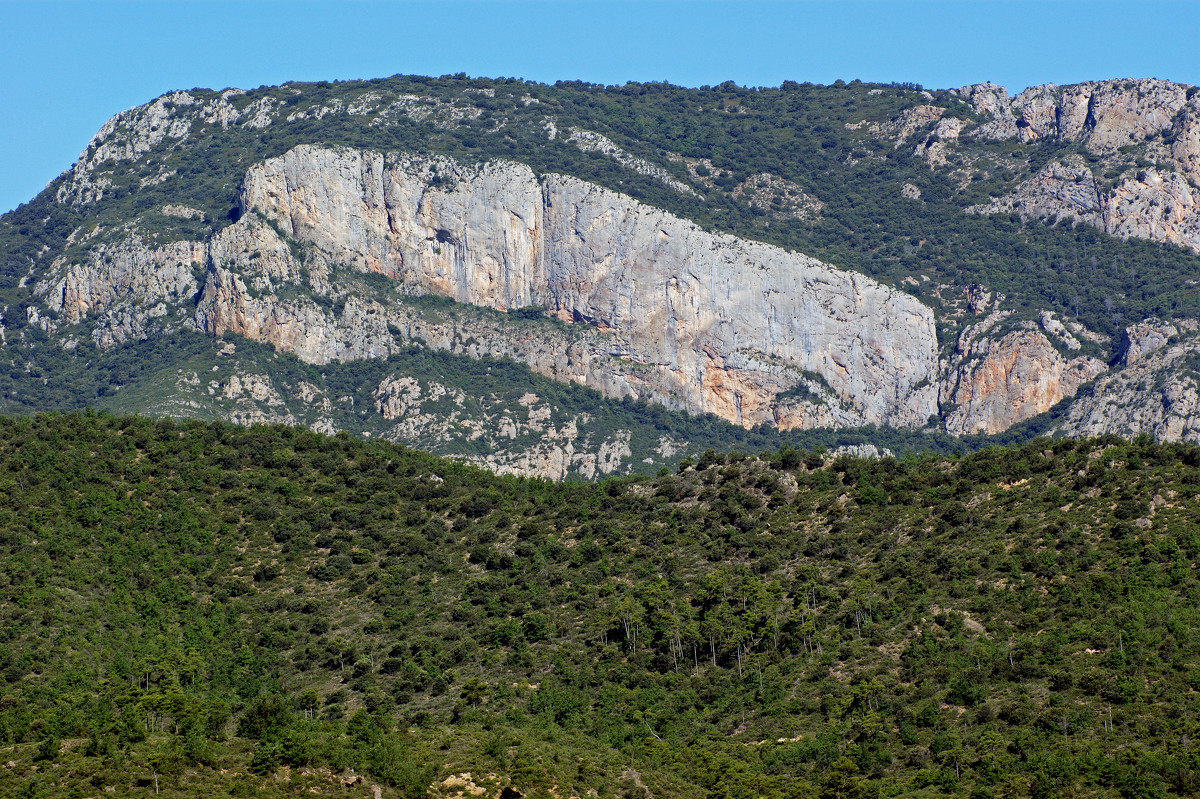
[{"x1": 2, "y1": 413, "x2": 1200, "y2": 796}]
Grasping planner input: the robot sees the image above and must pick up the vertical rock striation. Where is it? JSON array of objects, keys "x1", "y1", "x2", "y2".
[
  {"x1": 941, "y1": 312, "x2": 1105, "y2": 436},
  {"x1": 956, "y1": 79, "x2": 1200, "y2": 253},
  {"x1": 1056, "y1": 321, "x2": 1200, "y2": 443},
  {"x1": 227, "y1": 145, "x2": 939, "y2": 429}
]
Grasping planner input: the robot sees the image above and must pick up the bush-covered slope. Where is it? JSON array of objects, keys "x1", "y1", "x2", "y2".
[{"x1": 1, "y1": 413, "x2": 1200, "y2": 797}]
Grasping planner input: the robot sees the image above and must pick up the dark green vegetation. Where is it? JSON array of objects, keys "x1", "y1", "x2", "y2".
[{"x1": 3, "y1": 413, "x2": 1200, "y2": 797}]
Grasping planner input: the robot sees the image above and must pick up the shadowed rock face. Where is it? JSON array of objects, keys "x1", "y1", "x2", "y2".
[{"x1": 228, "y1": 145, "x2": 940, "y2": 430}]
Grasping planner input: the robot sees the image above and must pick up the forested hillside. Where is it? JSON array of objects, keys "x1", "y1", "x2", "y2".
[{"x1": 2, "y1": 413, "x2": 1199, "y2": 797}]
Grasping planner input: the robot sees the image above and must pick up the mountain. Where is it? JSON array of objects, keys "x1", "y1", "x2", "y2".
[
  {"x1": 3, "y1": 412, "x2": 1200, "y2": 798},
  {"x1": 4, "y1": 75, "x2": 1200, "y2": 475}
]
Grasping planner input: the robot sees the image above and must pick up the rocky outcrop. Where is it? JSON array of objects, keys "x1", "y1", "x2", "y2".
[
  {"x1": 372, "y1": 380, "x2": 633, "y2": 480},
  {"x1": 830, "y1": 443, "x2": 893, "y2": 459},
  {"x1": 44, "y1": 143, "x2": 937, "y2": 434},
  {"x1": 28, "y1": 76, "x2": 1200, "y2": 450},
  {"x1": 195, "y1": 214, "x2": 398, "y2": 362},
  {"x1": 141, "y1": 348, "x2": 649, "y2": 480},
  {"x1": 1122, "y1": 319, "x2": 1180, "y2": 365},
  {"x1": 1056, "y1": 324, "x2": 1200, "y2": 443},
  {"x1": 1038, "y1": 311, "x2": 1081, "y2": 351},
  {"x1": 33, "y1": 234, "x2": 204, "y2": 347},
  {"x1": 941, "y1": 312, "x2": 1105, "y2": 435},
  {"x1": 1171, "y1": 96, "x2": 1200, "y2": 188},
  {"x1": 969, "y1": 156, "x2": 1200, "y2": 253},
  {"x1": 914, "y1": 117, "x2": 968, "y2": 168},
  {"x1": 969, "y1": 157, "x2": 1104, "y2": 225},
  {"x1": 196, "y1": 266, "x2": 400, "y2": 364},
  {"x1": 1106, "y1": 169, "x2": 1200, "y2": 250},
  {"x1": 566, "y1": 128, "x2": 699, "y2": 196},
  {"x1": 228, "y1": 144, "x2": 939, "y2": 430},
  {"x1": 869, "y1": 80, "x2": 1200, "y2": 253},
  {"x1": 466, "y1": 428, "x2": 632, "y2": 481},
  {"x1": 56, "y1": 89, "x2": 281, "y2": 206},
  {"x1": 956, "y1": 79, "x2": 1192, "y2": 153},
  {"x1": 207, "y1": 212, "x2": 318, "y2": 292},
  {"x1": 219, "y1": 372, "x2": 299, "y2": 427},
  {"x1": 1012, "y1": 80, "x2": 1189, "y2": 153},
  {"x1": 950, "y1": 83, "x2": 1018, "y2": 139},
  {"x1": 951, "y1": 79, "x2": 1200, "y2": 252},
  {"x1": 40, "y1": 235, "x2": 204, "y2": 324},
  {"x1": 877, "y1": 105, "x2": 945, "y2": 147}
]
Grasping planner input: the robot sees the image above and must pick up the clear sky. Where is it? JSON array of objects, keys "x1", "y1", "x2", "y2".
[{"x1": 2, "y1": 0, "x2": 1198, "y2": 214}]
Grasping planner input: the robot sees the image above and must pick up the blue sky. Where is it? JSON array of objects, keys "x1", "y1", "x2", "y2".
[{"x1": 2, "y1": 0, "x2": 1198, "y2": 214}]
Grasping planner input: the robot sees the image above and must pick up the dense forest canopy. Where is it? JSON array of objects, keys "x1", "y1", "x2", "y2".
[{"x1": 0, "y1": 412, "x2": 1199, "y2": 796}]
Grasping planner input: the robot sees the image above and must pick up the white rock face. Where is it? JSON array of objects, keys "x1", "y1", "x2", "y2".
[
  {"x1": 950, "y1": 83, "x2": 1018, "y2": 139},
  {"x1": 30, "y1": 78, "x2": 1200, "y2": 448},
  {"x1": 374, "y1": 376, "x2": 426, "y2": 420},
  {"x1": 1010, "y1": 80, "x2": 1190, "y2": 153},
  {"x1": 1057, "y1": 325, "x2": 1200, "y2": 443},
  {"x1": 33, "y1": 234, "x2": 204, "y2": 348},
  {"x1": 952, "y1": 79, "x2": 1200, "y2": 253},
  {"x1": 830, "y1": 443, "x2": 893, "y2": 459},
  {"x1": 1171, "y1": 96, "x2": 1200, "y2": 188},
  {"x1": 233, "y1": 145, "x2": 940, "y2": 430},
  {"x1": 969, "y1": 156, "x2": 1200, "y2": 253},
  {"x1": 880, "y1": 105, "x2": 945, "y2": 147},
  {"x1": 914, "y1": 117, "x2": 968, "y2": 168},
  {"x1": 955, "y1": 79, "x2": 1192, "y2": 151},
  {"x1": 1038, "y1": 311, "x2": 1081, "y2": 351},
  {"x1": 196, "y1": 265, "x2": 399, "y2": 365},
  {"x1": 1123, "y1": 319, "x2": 1179, "y2": 365},
  {"x1": 40, "y1": 236, "x2": 203, "y2": 324}
]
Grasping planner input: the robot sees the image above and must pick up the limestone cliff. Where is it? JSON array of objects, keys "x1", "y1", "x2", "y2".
[
  {"x1": 216, "y1": 144, "x2": 939, "y2": 430},
  {"x1": 1056, "y1": 321, "x2": 1200, "y2": 443},
  {"x1": 36, "y1": 233, "x2": 204, "y2": 348},
  {"x1": 968, "y1": 156, "x2": 1200, "y2": 253},
  {"x1": 949, "y1": 79, "x2": 1196, "y2": 158},
  {"x1": 21, "y1": 74, "x2": 1200, "y2": 453},
  {"x1": 1009, "y1": 80, "x2": 1191, "y2": 157},
  {"x1": 941, "y1": 311, "x2": 1105, "y2": 436},
  {"x1": 953, "y1": 79, "x2": 1200, "y2": 253}
]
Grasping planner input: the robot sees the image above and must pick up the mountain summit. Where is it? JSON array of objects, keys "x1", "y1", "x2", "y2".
[{"x1": 4, "y1": 75, "x2": 1200, "y2": 474}]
